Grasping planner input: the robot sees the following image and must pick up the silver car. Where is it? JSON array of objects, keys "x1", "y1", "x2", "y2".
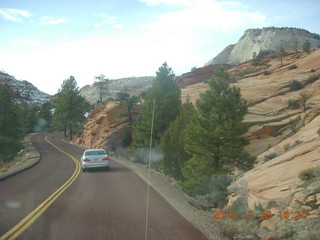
[{"x1": 80, "y1": 149, "x2": 110, "y2": 172}]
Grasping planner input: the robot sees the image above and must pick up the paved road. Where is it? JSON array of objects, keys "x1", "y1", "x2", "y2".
[{"x1": 0, "y1": 133, "x2": 208, "y2": 240}]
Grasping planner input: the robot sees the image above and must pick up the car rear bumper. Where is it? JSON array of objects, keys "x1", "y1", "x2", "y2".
[{"x1": 81, "y1": 160, "x2": 109, "y2": 169}]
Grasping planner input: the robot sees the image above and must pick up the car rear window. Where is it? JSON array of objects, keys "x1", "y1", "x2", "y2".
[{"x1": 85, "y1": 150, "x2": 106, "y2": 156}]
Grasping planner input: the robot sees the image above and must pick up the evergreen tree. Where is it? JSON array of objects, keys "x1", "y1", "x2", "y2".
[
  {"x1": 0, "y1": 84, "x2": 21, "y2": 160},
  {"x1": 302, "y1": 40, "x2": 311, "y2": 53},
  {"x1": 53, "y1": 76, "x2": 89, "y2": 140},
  {"x1": 132, "y1": 62, "x2": 181, "y2": 148},
  {"x1": 182, "y1": 68, "x2": 254, "y2": 193},
  {"x1": 160, "y1": 98, "x2": 195, "y2": 180},
  {"x1": 94, "y1": 74, "x2": 109, "y2": 103},
  {"x1": 116, "y1": 91, "x2": 139, "y2": 125}
]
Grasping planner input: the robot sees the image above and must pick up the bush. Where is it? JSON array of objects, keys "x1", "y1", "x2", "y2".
[
  {"x1": 263, "y1": 71, "x2": 271, "y2": 75},
  {"x1": 288, "y1": 64, "x2": 298, "y2": 70},
  {"x1": 288, "y1": 100, "x2": 300, "y2": 109},
  {"x1": 193, "y1": 174, "x2": 233, "y2": 208},
  {"x1": 298, "y1": 167, "x2": 320, "y2": 181},
  {"x1": 264, "y1": 152, "x2": 277, "y2": 161},
  {"x1": 251, "y1": 58, "x2": 260, "y2": 66},
  {"x1": 307, "y1": 74, "x2": 320, "y2": 83},
  {"x1": 289, "y1": 80, "x2": 302, "y2": 91}
]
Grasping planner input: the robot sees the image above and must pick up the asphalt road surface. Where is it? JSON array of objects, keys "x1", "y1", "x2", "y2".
[{"x1": 0, "y1": 133, "x2": 208, "y2": 240}]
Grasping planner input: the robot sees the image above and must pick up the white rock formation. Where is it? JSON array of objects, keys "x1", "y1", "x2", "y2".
[{"x1": 206, "y1": 27, "x2": 320, "y2": 66}]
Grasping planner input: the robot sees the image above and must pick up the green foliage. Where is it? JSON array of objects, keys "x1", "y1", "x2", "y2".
[
  {"x1": 298, "y1": 166, "x2": 320, "y2": 181},
  {"x1": 39, "y1": 101, "x2": 54, "y2": 131},
  {"x1": 53, "y1": 76, "x2": 89, "y2": 140},
  {"x1": 288, "y1": 99, "x2": 300, "y2": 109},
  {"x1": 94, "y1": 74, "x2": 110, "y2": 103},
  {"x1": 181, "y1": 156, "x2": 213, "y2": 194},
  {"x1": 307, "y1": 74, "x2": 320, "y2": 83},
  {"x1": 264, "y1": 152, "x2": 277, "y2": 161},
  {"x1": 300, "y1": 92, "x2": 311, "y2": 111},
  {"x1": 193, "y1": 174, "x2": 233, "y2": 208},
  {"x1": 116, "y1": 91, "x2": 139, "y2": 125},
  {"x1": 182, "y1": 68, "x2": 254, "y2": 192},
  {"x1": 288, "y1": 64, "x2": 298, "y2": 70},
  {"x1": 288, "y1": 80, "x2": 302, "y2": 91},
  {"x1": 132, "y1": 62, "x2": 181, "y2": 148},
  {"x1": 302, "y1": 40, "x2": 311, "y2": 53},
  {"x1": 0, "y1": 84, "x2": 22, "y2": 161},
  {"x1": 160, "y1": 98, "x2": 195, "y2": 180}
]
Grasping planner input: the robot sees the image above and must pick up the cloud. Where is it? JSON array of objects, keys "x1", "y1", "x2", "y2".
[
  {"x1": 93, "y1": 13, "x2": 123, "y2": 29},
  {"x1": 140, "y1": 0, "x2": 267, "y2": 33},
  {"x1": 0, "y1": 8, "x2": 31, "y2": 22},
  {"x1": 39, "y1": 16, "x2": 67, "y2": 25},
  {"x1": 11, "y1": 39, "x2": 40, "y2": 47}
]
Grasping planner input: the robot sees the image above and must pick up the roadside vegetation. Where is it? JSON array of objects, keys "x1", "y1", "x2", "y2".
[{"x1": 120, "y1": 64, "x2": 255, "y2": 204}]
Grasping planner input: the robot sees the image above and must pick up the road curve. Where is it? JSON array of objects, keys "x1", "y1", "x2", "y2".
[{"x1": 0, "y1": 133, "x2": 208, "y2": 240}]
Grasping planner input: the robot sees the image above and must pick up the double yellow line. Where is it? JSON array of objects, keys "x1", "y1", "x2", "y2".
[{"x1": 0, "y1": 135, "x2": 81, "y2": 240}]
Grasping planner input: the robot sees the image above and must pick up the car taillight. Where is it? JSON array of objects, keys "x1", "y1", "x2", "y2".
[
  {"x1": 83, "y1": 159, "x2": 90, "y2": 162},
  {"x1": 102, "y1": 157, "x2": 109, "y2": 160}
]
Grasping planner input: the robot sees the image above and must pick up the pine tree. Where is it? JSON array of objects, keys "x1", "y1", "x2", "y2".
[
  {"x1": 182, "y1": 68, "x2": 254, "y2": 193},
  {"x1": 116, "y1": 91, "x2": 139, "y2": 125},
  {"x1": 53, "y1": 76, "x2": 89, "y2": 140},
  {"x1": 160, "y1": 98, "x2": 195, "y2": 180},
  {"x1": 132, "y1": 62, "x2": 181, "y2": 148},
  {"x1": 94, "y1": 74, "x2": 109, "y2": 103},
  {"x1": 302, "y1": 40, "x2": 311, "y2": 53},
  {"x1": 0, "y1": 84, "x2": 21, "y2": 159}
]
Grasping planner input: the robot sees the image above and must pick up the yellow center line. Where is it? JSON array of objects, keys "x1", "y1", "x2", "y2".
[{"x1": 0, "y1": 135, "x2": 81, "y2": 240}]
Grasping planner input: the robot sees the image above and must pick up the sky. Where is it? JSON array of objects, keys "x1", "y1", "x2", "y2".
[{"x1": 0, "y1": 0, "x2": 319, "y2": 95}]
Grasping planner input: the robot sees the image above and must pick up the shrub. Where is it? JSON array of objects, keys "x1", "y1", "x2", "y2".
[
  {"x1": 251, "y1": 58, "x2": 260, "y2": 66},
  {"x1": 264, "y1": 152, "x2": 277, "y2": 161},
  {"x1": 307, "y1": 74, "x2": 320, "y2": 83},
  {"x1": 193, "y1": 174, "x2": 233, "y2": 208},
  {"x1": 288, "y1": 100, "x2": 300, "y2": 109},
  {"x1": 263, "y1": 71, "x2": 271, "y2": 75},
  {"x1": 289, "y1": 80, "x2": 302, "y2": 91},
  {"x1": 317, "y1": 128, "x2": 320, "y2": 136},
  {"x1": 310, "y1": 69, "x2": 316, "y2": 72},
  {"x1": 298, "y1": 167, "x2": 320, "y2": 181},
  {"x1": 284, "y1": 140, "x2": 302, "y2": 151},
  {"x1": 288, "y1": 64, "x2": 298, "y2": 70}
]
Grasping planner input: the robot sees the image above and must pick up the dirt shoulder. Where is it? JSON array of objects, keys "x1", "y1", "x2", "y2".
[{"x1": 111, "y1": 155, "x2": 228, "y2": 240}]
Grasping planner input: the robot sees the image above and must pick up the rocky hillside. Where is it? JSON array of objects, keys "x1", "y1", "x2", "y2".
[
  {"x1": 74, "y1": 46, "x2": 320, "y2": 228},
  {"x1": 182, "y1": 49, "x2": 320, "y2": 226},
  {"x1": 0, "y1": 71, "x2": 50, "y2": 104},
  {"x1": 206, "y1": 27, "x2": 320, "y2": 66},
  {"x1": 72, "y1": 102, "x2": 138, "y2": 150},
  {"x1": 80, "y1": 76, "x2": 154, "y2": 104}
]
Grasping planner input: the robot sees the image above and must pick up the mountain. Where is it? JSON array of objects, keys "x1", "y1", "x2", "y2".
[
  {"x1": 205, "y1": 27, "x2": 320, "y2": 66},
  {"x1": 80, "y1": 76, "x2": 154, "y2": 104},
  {"x1": 0, "y1": 71, "x2": 50, "y2": 104}
]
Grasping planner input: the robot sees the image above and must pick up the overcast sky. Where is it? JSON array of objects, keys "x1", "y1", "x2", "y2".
[{"x1": 0, "y1": 0, "x2": 319, "y2": 95}]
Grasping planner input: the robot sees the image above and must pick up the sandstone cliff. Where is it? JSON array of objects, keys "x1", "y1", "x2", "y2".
[{"x1": 206, "y1": 27, "x2": 320, "y2": 66}]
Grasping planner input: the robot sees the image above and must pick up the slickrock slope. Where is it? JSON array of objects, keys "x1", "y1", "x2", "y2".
[
  {"x1": 80, "y1": 76, "x2": 154, "y2": 104},
  {"x1": 73, "y1": 102, "x2": 136, "y2": 149},
  {"x1": 75, "y1": 48, "x2": 320, "y2": 222},
  {"x1": 206, "y1": 27, "x2": 320, "y2": 66},
  {"x1": 183, "y1": 49, "x2": 320, "y2": 216}
]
